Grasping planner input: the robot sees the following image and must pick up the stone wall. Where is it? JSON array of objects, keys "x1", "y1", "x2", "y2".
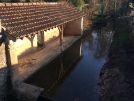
[
  {"x1": 9, "y1": 27, "x2": 60, "y2": 59},
  {"x1": 64, "y1": 17, "x2": 83, "y2": 36},
  {"x1": 10, "y1": 35, "x2": 37, "y2": 58},
  {"x1": 44, "y1": 27, "x2": 59, "y2": 42},
  {"x1": 8, "y1": 28, "x2": 60, "y2": 82},
  {"x1": 0, "y1": 44, "x2": 6, "y2": 69}
]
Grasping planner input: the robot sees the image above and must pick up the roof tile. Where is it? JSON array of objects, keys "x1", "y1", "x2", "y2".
[{"x1": 0, "y1": 2, "x2": 84, "y2": 39}]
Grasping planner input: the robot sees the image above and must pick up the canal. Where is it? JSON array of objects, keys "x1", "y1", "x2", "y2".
[
  {"x1": 8, "y1": 16, "x2": 134, "y2": 101},
  {"x1": 25, "y1": 25, "x2": 113, "y2": 101},
  {"x1": 51, "y1": 29, "x2": 113, "y2": 101}
]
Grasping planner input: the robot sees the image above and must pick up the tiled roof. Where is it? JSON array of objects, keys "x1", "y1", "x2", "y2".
[{"x1": 0, "y1": 2, "x2": 84, "y2": 39}]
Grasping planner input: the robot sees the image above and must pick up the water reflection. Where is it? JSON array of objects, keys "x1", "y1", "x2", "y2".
[
  {"x1": 85, "y1": 27, "x2": 113, "y2": 59},
  {"x1": 25, "y1": 25, "x2": 114, "y2": 101},
  {"x1": 51, "y1": 26, "x2": 113, "y2": 101}
]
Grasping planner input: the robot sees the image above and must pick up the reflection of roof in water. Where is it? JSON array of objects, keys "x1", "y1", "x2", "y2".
[{"x1": 0, "y1": 2, "x2": 84, "y2": 39}]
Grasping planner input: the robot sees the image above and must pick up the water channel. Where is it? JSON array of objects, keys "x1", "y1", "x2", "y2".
[{"x1": 25, "y1": 25, "x2": 114, "y2": 101}]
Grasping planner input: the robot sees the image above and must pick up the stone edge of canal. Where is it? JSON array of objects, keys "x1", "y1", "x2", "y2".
[{"x1": 12, "y1": 36, "x2": 82, "y2": 101}]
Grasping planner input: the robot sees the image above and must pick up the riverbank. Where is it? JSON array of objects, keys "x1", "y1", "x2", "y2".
[{"x1": 99, "y1": 17, "x2": 134, "y2": 101}]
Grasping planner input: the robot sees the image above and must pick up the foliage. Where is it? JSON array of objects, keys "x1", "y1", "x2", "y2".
[
  {"x1": 0, "y1": 0, "x2": 85, "y2": 9},
  {"x1": 0, "y1": 0, "x2": 10, "y2": 2},
  {"x1": 68, "y1": 0, "x2": 85, "y2": 9},
  {"x1": 90, "y1": 0, "x2": 129, "y2": 16}
]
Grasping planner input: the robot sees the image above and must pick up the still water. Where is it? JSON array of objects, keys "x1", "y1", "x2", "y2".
[{"x1": 26, "y1": 26, "x2": 113, "y2": 101}]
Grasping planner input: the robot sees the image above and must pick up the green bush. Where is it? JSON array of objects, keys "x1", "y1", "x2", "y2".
[{"x1": 69, "y1": 0, "x2": 85, "y2": 9}]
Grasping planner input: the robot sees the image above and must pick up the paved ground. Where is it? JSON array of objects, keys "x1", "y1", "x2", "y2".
[{"x1": 12, "y1": 36, "x2": 80, "y2": 82}]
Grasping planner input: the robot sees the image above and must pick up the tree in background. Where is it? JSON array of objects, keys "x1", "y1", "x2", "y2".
[
  {"x1": 68, "y1": 0, "x2": 85, "y2": 9},
  {"x1": 89, "y1": 0, "x2": 129, "y2": 16},
  {"x1": 0, "y1": 0, "x2": 85, "y2": 9},
  {"x1": 100, "y1": 0, "x2": 129, "y2": 14}
]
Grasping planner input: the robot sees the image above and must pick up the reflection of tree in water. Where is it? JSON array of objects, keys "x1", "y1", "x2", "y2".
[{"x1": 86, "y1": 26, "x2": 113, "y2": 59}]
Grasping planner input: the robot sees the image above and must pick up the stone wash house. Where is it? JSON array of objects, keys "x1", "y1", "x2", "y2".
[{"x1": 0, "y1": 2, "x2": 84, "y2": 98}]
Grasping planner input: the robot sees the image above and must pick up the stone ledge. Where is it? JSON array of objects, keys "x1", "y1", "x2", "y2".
[{"x1": 13, "y1": 82, "x2": 44, "y2": 101}]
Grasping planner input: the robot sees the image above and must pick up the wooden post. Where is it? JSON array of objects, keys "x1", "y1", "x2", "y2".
[
  {"x1": 27, "y1": 34, "x2": 36, "y2": 47},
  {"x1": 37, "y1": 31, "x2": 44, "y2": 47},
  {"x1": 0, "y1": 19, "x2": 1, "y2": 33},
  {"x1": 59, "y1": 25, "x2": 64, "y2": 52},
  {"x1": 81, "y1": 17, "x2": 83, "y2": 35}
]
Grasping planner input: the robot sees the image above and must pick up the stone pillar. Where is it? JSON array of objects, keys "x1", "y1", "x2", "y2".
[
  {"x1": 37, "y1": 31, "x2": 44, "y2": 47},
  {"x1": 8, "y1": 40, "x2": 22, "y2": 84},
  {"x1": 0, "y1": 44, "x2": 11, "y2": 101},
  {"x1": 81, "y1": 17, "x2": 84, "y2": 35},
  {"x1": 9, "y1": 43, "x2": 18, "y2": 66}
]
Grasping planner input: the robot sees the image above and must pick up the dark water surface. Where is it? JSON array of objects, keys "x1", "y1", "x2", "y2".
[{"x1": 26, "y1": 26, "x2": 113, "y2": 101}]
